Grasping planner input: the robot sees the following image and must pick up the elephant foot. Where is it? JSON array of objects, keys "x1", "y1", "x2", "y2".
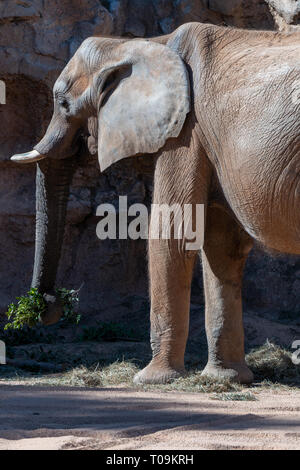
[
  {"x1": 133, "y1": 360, "x2": 186, "y2": 385},
  {"x1": 201, "y1": 362, "x2": 254, "y2": 384}
]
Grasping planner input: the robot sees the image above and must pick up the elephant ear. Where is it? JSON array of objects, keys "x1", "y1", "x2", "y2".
[{"x1": 97, "y1": 40, "x2": 190, "y2": 171}]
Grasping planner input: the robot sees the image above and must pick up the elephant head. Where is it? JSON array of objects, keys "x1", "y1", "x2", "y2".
[{"x1": 11, "y1": 36, "x2": 190, "y2": 325}]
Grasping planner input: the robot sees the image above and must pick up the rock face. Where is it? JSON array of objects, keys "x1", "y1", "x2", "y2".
[
  {"x1": 0, "y1": 0, "x2": 299, "y2": 322},
  {"x1": 266, "y1": 0, "x2": 300, "y2": 30}
]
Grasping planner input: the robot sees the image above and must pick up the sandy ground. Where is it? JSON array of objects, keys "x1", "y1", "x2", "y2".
[{"x1": 0, "y1": 384, "x2": 299, "y2": 450}]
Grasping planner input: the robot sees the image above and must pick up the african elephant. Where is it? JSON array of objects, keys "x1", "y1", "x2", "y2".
[{"x1": 11, "y1": 22, "x2": 300, "y2": 384}]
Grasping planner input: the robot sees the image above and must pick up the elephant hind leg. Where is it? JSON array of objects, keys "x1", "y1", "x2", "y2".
[{"x1": 201, "y1": 206, "x2": 254, "y2": 384}]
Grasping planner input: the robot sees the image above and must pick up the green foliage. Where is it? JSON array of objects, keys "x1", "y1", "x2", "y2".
[
  {"x1": 80, "y1": 321, "x2": 139, "y2": 342},
  {"x1": 5, "y1": 288, "x2": 46, "y2": 330},
  {"x1": 56, "y1": 288, "x2": 81, "y2": 325},
  {"x1": 4, "y1": 287, "x2": 80, "y2": 331}
]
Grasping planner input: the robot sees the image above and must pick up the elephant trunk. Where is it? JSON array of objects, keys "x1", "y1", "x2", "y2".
[{"x1": 32, "y1": 158, "x2": 76, "y2": 325}]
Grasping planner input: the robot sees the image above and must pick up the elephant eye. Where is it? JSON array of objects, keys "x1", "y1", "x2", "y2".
[
  {"x1": 57, "y1": 96, "x2": 69, "y2": 111},
  {"x1": 60, "y1": 99, "x2": 69, "y2": 110}
]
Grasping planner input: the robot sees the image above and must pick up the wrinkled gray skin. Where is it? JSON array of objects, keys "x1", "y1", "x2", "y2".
[{"x1": 12, "y1": 23, "x2": 300, "y2": 384}]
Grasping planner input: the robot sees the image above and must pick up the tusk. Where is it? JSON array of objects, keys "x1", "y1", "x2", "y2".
[{"x1": 10, "y1": 150, "x2": 46, "y2": 164}]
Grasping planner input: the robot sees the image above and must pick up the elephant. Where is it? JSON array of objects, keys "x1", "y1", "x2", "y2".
[{"x1": 11, "y1": 22, "x2": 300, "y2": 385}]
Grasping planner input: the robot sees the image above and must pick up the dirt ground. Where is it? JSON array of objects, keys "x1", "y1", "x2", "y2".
[
  {"x1": 0, "y1": 384, "x2": 299, "y2": 450},
  {"x1": 1, "y1": 307, "x2": 300, "y2": 450}
]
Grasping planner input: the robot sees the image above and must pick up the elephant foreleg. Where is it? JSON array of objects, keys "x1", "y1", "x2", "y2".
[
  {"x1": 135, "y1": 238, "x2": 196, "y2": 384},
  {"x1": 134, "y1": 139, "x2": 210, "y2": 384},
  {"x1": 201, "y1": 206, "x2": 254, "y2": 384}
]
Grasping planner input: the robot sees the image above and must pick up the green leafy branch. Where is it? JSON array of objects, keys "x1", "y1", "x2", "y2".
[{"x1": 4, "y1": 287, "x2": 81, "y2": 330}]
